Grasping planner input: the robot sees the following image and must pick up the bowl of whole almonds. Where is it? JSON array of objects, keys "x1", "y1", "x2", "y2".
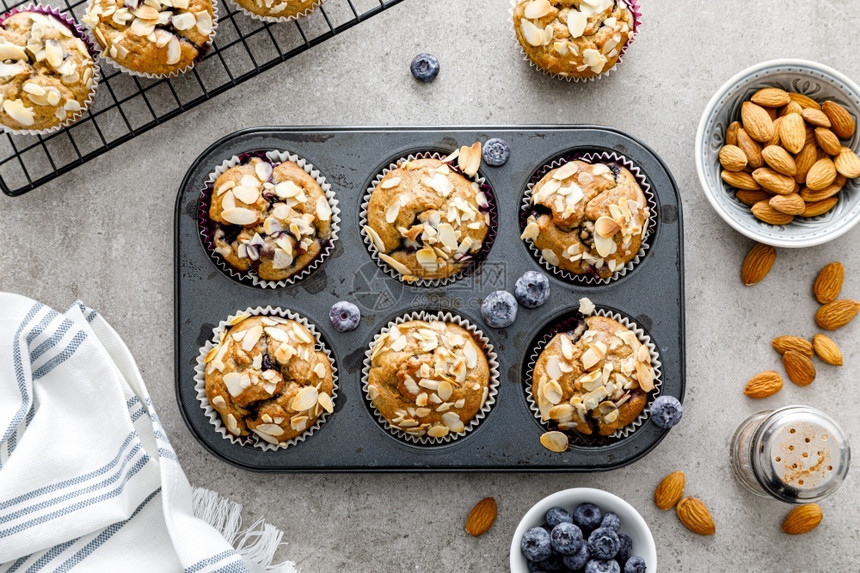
[{"x1": 696, "y1": 59, "x2": 860, "y2": 247}]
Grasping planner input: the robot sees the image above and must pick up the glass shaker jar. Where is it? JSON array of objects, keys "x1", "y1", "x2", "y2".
[{"x1": 730, "y1": 405, "x2": 851, "y2": 503}]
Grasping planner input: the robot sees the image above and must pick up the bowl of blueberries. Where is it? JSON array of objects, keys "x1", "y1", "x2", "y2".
[{"x1": 510, "y1": 488, "x2": 656, "y2": 573}]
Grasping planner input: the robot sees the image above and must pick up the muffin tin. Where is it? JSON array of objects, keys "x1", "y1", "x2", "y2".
[{"x1": 174, "y1": 126, "x2": 685, "y2": 472}]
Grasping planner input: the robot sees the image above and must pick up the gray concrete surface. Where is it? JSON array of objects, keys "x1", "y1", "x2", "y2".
[{"x1": 2, "y1": 0, "x2": 859, "y2": 571}]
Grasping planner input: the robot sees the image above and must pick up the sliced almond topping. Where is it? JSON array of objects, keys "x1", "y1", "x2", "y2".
[
  {"x1": 378, "y1": 253, "x2": 412, "y2": 275},
  {"x1": 520, "y1": 18, "x2": 546, "y2": 47},
  {"x1": 223, "y1": 372, "x2": 245, "y2": 397},
  {"x1": 290, "y1": 415, "x2": 309, "y2": 432},
  {"x1": 542, "y1": 379, "x2": 564, "y2": 405},
  {"x1": 458, "y1": 141, "x2": 482, "y2": 177},
  {"x1": 594, "y1": 232, "x2": 616, "y2": 258},
  {"x1": 2, "y1": 99, "x2": 34, "y2": 126},
  {"x1": 427, "y1": 425, "x2": 449, "y2": 438},
  {"x1": 317, "y1": 392, "x2": 334, "y2": 413},
  {"x1": 380, "y1": 176, "x2": 401, "y2": 189},
  {"x1": 241, "y1": 325, "x2": 263, "y2": 351},
  {"x1": 636, "y1": 362, "x2": 655, "y2": 392},
  {"x1": 291, "y1": 323, "x2": 314, "y2": 344},
  {"x1": 437, "y1": 380, "x2": 454, "y2": 401},
  {"x1": 291, "y1": 386, "x2": 319, "y2": 412},
  {"x1": 464, "y1": 343, "x2": 479, "y2": 369},
  {"x1": 524, "y1": 0, "x2": 554, "y2": 18},
  {"x1": 385, "y1": 200, "x2": 401, "y2": 224},
  {"x1": 545, "y1": 355, "x2": 563, "y2": 379},
  {"x1": 416, "y1": 247, "x2": 438, "y2": 269},
  {"x1": 221, "y1": 207, "x2": 258, "y2": 226},
  {"x1": 232, "y1": 185, "x2": 260, "y2": 204},
  {"x1": 521, "y1": 220, "x2": 541, "y2": 240},
  {"x1": 441, "y1": 411, "x2": 464, "y2": 432},
  {"x1": 595, "y1": 216, "x2": 621, "y2": 238},
  {"x1": 560, "y1": 335, "x2": 575, "y2": 361},
  {"x1": 567, "y1": 10, "x2": 588, "y2": 38},
  {"x1": 316, "y1": 196, "x2": 332, "y2": 221},
  {"x1": 581, "y1": 347, "x2": 601, "y2": 370},
  {"x1": 226, "y1": 414, "x2": 240, "y2": 435},
  {"x1": 256, "y1": 423, "x2": 285, "y2": 437},
  {"x1": 195, "y1": 11, "x2": 213, "y2": 35},
  {"x1": 549, "y1": 403, "x2": 574, "y2": 422}
]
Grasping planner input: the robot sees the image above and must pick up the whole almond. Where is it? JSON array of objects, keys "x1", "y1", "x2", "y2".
[
  {"x1": 761, "y1": 145, "x2": 797, "y2": 176},
  {"x1": 764, "y1": 117, "x2": 783, "y2": 147},
  {"x1": 752, "y1": 167, "x2": 796, "y2": 195},
  {"x1": 719, "y1": 145, "x2": 748, "y2": 172},
  {"x1": 742, "y1": 101, "x2": 775, "y2": 142},
  {"x1": 736, "y1": 128, "x2": 763, "y2": 168},
  {"x1": 464, "y1": 497, "x2": 497, "y2": 536},
  {"x1": 741, "y1": 243, "x2": 776, "y2": 285},
  {"x1": 736, "y1": 190, "x2": 773, "y2": 206},
  {"x1": 834, "y1": 147, "x2": 860, "y2": 179},
  {"x1": 655, "y1": 471, "x2": 685, "y2": 510},
  {"x1": 800, "y1": 108, "x2": 831, "y2": 128},
  {"x1": 801, "y1": 197, "x2": 838, "y2": 218},
  {"x1": 794, "y1": 142, "x2": 819, "y2": 184},
  {"x1": 676, "y1": 497, "x2": 716, "y2": 536},
  {"x1": 789, "y1": 92, "x2": 821, "y2": 110},
  {"x1": 722, "y1": 170, "x2": 760, "y2": 191},
  {"x1": 751, "y1": 88, "x2": 790, "y2": 108},
  {"x1": 744, "y1": 371, "x2": 784, "y2": 398},
  {"x1": 821, "y1": 101, "x2": 856, "y2": 139},
  {"x1": 771, "y1": 335, "x2": 813, "y2": 357},
  {"x1": 769, "y1": 194, "x2": 805, "y2": 215},
  {"x1": 752, "y1": 201, "x2": 794, "y2": 225},
  {"x1": 816, "y1": 299, "x2": 860, "y2": 330},
  {"x1": 813, "y1": 261, "x2": 844, "y2": 304},
  {"x1": 782, "y1": 504, "x2": 822, "y2": 535},
  {"x1": 782, "y1": 101, "x2": 804, "y2": 116},
  {"x1": 805, "y1": 158, "x2": 837, "y2": 191},
  {"x1": 779, "y1": 113, "x2": 806, "y2": 154},
  {"x1": 812, "y1": 334, "x2": 843, "y2": 366},
  {"x1": 800, "y1": 179, "x2": 844, "y2": 203},
  {"x1": 783, "y1": 350, "x2": 816, "y2": 386},
  {"x1": 814, "y1": 128, "x2": 842, "y2": 156},
  {"x1": 726, "y1": 121, "x2": 740, "y2": 146}
]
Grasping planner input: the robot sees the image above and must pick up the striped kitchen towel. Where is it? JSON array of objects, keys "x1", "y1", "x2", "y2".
[{"x1": 0, "y1": 294, "x2": 295, "y2": 573}]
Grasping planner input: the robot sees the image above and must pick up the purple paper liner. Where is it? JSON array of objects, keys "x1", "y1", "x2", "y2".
[
  {"x1": 519, "y1": 149, "x2": 658, "y2": 285},
  {"x1": 359, "y1": 150, "x2": 499, "y2": 288},
  {"x1": 522, "y1": 305, "x2": 663, "y2": 448}
]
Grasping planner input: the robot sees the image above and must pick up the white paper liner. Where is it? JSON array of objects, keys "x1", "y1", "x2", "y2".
[
  {"x1": 524, "y1": 306, "x2": 662, "y2": 442},
  {"x1": 231, "y1": 0, "x2": 325, "y2": 24},
  {"x1": 359, "y1": 151, "x2": 495, "y2": 288},
  {"x1": 84, "y1": 0, "x2": 219, "y2": 79},
  {"x1": 509, "y1": 0, "x2": 641, "y2": 83},
  {"x1": 194, "y1": 305, "x2": 339, "y2": 452},
  {"x1": 0, "y1": 4, "x2": 101, "y2": 136},
  {"x1": 361, "y1": 310, "x2": 500, "y2": 446},
  {"x1": 199, "y1": 149, "x2": 341, "y2": 289},
  {"x1": 521, "y1": 150, "x2": 657, "y2": 285}
]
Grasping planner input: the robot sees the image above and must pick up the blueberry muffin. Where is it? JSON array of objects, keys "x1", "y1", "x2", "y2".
[
  {"x1": 0, "y1": 10, "x2": 96, "y2": 132},
  {"x1": 84, "y1": 0, "x2": 215, "y2": 76},
  {"x1": 521, "y1": 159, "x2": 649, "y2": 279},
  {"x1": 513, "y1": 0, "x2": 634, "y2": 79},
  {"x1": 234, "y1": 0, "x2": 321, "y2": 20},
  {"x1": 532, "y1": 315, "x2": 655, "y2": 437},
  {"x1": 208, "y1": 156, "x2": 334, "y2": 283},
  {"x1": 204, "y1": 314, "x2": 334, "y2": 445},
  {"x1": 364, "y1": 157, "x2": 491, "y2": 282},
  {"x1": 367, "y1": 319, "x2": 490, "y2": 439}
]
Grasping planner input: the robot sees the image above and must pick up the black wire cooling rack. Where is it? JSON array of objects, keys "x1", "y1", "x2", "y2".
[{"x1": 0, "y1": 0, "x2": 404, "y2": 196}]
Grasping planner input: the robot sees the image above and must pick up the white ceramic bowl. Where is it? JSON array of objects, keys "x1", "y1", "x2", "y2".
[
  {"x1": 695, "y1": 59, "x2": 860, "y2": 248},
  {"x1": 510, "y1": 487, "x2": 657, "y2": 572}
]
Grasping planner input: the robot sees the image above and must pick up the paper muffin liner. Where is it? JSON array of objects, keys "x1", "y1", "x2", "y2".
[
  {"x1": 524, "y1": 306, "x2": 663, "y2": 446},
  {"x1": 361, "y1": 310, "x2": 500, "y2": 446},
  {"x1": 85, "y1": 0, "x2": 218, "y2": 79},
  {"x1": 509, "y1": 0, "x2": 641, "y2": 83},
  {"x1": 194, "y1": 305, "x2": 339, "y2": 452},
  {"x1": 198, "y1": 149, "x2": 341, "y2": 289},
  {"x1": 359, "y1": 151, "x2": 499, "y2": 288},
  {"x1": 231, "y1": 0, "x2": 326, "y2": 24},
  {"x1": 520, "y1": 150, "x2": 657, "y2": 285},
  {"x1": 0, "y1": 4, "x2": 101, "y2": 136}
]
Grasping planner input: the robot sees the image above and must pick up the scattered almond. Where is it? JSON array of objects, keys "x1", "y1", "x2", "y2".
[
  {"x1": 458, "y1": 141, "x2": 482, "y2": 177},
  {"x1": 813, "y1": 262, "x2": 844, "y2": 304},
  {"x1": 812, "y1": 334, "x2": 842, "y2": 366},
  {"x1": 782, "y1": 504, "x2": 822, "y2": 535},
  {"x1": 464, "y1": 497, "x2": 497, "y2": 536},
  {"x1": 815, "y1": 299, "x2": 860, "y2": 330},
  {"x1": 783, "y1": 350, "x2": 816, "y2": 386},
  {"x1": 654, "y1": 471, "x2": 685, "y2": 510},
  {"x1": 540, "y1": 430, "x2": 569, "y2": 453},
  {"x1": 744, "y1": 371, "x2": 783, "y2": 398},
  {"x1": 771, "y1": 336, "x2": 813, "y2": 357},
  {"x1": 676, "y1": 497, "x2": 716, "y2": 536},
  {"x1": 741, "y1": 243, "x2": 776, "y2": 286}
]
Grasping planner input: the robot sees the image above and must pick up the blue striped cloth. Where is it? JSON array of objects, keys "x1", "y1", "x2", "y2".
[{"x1": 0, "y1": 295, "x2": 254, "y2": 572}]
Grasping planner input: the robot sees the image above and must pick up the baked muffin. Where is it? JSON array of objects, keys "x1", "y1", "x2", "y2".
[
  {"x1": 208, "y1": 156, "x2": 334, "y2": 283},
  {"x1": 83, "y1": 0, "x2": 215, "y2": 76},
  {"x1": 364, "y1": 157, "x2": 491, "y2": 282},
  {"x1": 0, "y1": 10, "x2": 96, "y2": 132},
  {"x1": 521, "y1": 159, "x2": 649, "y2": 279},
  {"x1": 513, "y1": 0, "x2": 634, "y2": 79},
  {"x1": 367, "y1": 319, "x2": 490, "y2": 439},
  {"x1": 204, "y1": 314, "x2": 334, "y2": 445},
  {"x1": 234, "y1": 0, "x2": 321, "y2": 20},
  {"x1": 532, "y1": 315, "x2": 655, "y2": 437}
]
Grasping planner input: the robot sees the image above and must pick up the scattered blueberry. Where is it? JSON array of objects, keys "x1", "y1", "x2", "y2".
[
  {"x1": 521, "y1": 527, "x2": 553, "y2": 562},
  {"x1": 587, "y1": 527, "x2": 621, "y2": 560},
  {"x1": 573, "y1": 503, "x2": 603, "y2": 533},
  {"x1": 562, "y1": 542, "x2": 590, "y2": 571},
  {"x1": 482, "y1": 138, "x2": 511, "y2": 167},
  {"x1": 616, "y1": 533, "x2": 633, "y2": 564},
  {"x1": 536, "y1": 554, "x2": 566, "y2": 572},
  {"x1": 550, "y1": 522, "x2": 584, "y2": 556},
  {"x1": 515, "y1": 271, "x2": 551, "y2": 308},
  {"x1": 600, "y1": 512, "x2": 621, "y2": 532},
  {"x1": 329, "y1": 301, "x2": 360, "y2": 332},
  {"x1": 481, "y1": 290, "x2": 518, "y2": 328},
  {"x1": 410, "y1": 53, "x2": 439, "y2": 82},
  {"x1": 585, "y1": 559, "x2": 621, "y2": 573},
  {"x1": 650, "y1": 395, "x2": 683, "y2": 429},
  {"x1": 623, "y1": 555, "x2": 647, "y2": 573},
  {"x1": 545, "y1": 506, "x2": 573, "y2": 528}
]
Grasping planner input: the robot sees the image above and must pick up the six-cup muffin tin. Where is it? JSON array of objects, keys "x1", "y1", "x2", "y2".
[{"x1": 173, "y1": 126, "x2": 686, "y2": 472}]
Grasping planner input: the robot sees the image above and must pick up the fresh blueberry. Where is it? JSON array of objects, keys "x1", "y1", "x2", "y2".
[
  {"x1": 550, "y1": 522, "x2": 584, "y2": 556},
  {"x1": 600, "y1": 512, "x2": 621, "y2": 532},
  {"x1": 537, "y1": 554, "x2": 566, "y2": 572},
  {"x1": 616, "y1": 533, "x2": 633, "y2": 564},
  {"x1": 482, "y1": 138, "x2": 511, "y2": 167},
  {"x1": 526, "y1": 560, "x2": 547, "y2": 573},
  {"x1": 587, "y1": 527, "x2": 621, "y2": 560},
  {"x1": 573, "y1": 503, "x2": 603, "y2": 533},
  {"x1": 521, "y1": 527, "x2": 553, "y2": 562},
  {"x1": 481, "y1": 290, "x2": 518, "y2": 328},
  {"x1": 329, "y1": 301, "x2": 360, "y2": 332},
  {"x1": 623, "y1": 555, "x2": 647, "y2": 573},
  {"x1": 545, "y1": 506, "x2": 573, "y2": 528},
  {"x1": 562, "y1": 543, "x2": 590, "y2": 570},
  {"x1": 585, "y1": 559, "x2": 621, "y2": 573},
  {"x1": 410, "y1": 53, "x2": 439, "y2": 82},
  {"x1": 650, "y1": 395, "x2": 683, "y2": 429},
  {"x1": 514, "y1": 271, "x2": 550, "y2": 308}
]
